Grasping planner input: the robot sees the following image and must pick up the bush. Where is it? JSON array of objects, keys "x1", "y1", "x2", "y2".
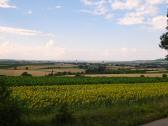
[
  {"x1": 162, "y1": 74, "x2": 167, "y2": 78},
  {"x1": 21, "y1": 72, "x2": 32, "y2": 77},
  {"x1": 0, "y1": 78, "x2": 23, "y2": 126},
  {"x1": 52, "y1": 103, "x2": 75, "y2": 126},
  {"x1": 140, "y1": 75, "x2": 145, "y2": 78},
  {"x1": 75, "y1": 73, "x2": 81, "y2": 77}
]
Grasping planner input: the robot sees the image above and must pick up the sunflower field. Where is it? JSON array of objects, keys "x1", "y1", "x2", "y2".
[{"x1": 11, "y1": 83, "x2": 168, "y2": 112}]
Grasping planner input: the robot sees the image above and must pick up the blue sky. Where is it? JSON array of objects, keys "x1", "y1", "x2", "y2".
[{"x1": 0, "y1": 0, "x2": 167, "y2": 61}]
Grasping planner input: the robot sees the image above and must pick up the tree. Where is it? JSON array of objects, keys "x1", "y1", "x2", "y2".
[
  {"x1": 21, "y1": 72, "x2": 32, "y2": 77},
  {"x1": 159, "y1": 10, "x2": 168, "y2": 59}
]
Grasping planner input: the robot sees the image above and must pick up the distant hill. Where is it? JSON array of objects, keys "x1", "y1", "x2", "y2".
[{"x1": 0, "y1": 59, "x2": 167, "y2": 65}]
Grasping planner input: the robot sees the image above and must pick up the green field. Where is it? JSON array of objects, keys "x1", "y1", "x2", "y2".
[
  {"x1": 2, "y1": 76, "x2": 168, "y2": 86},
  {"x1": 2, "y1": 76, "x2": 168, "y2": 126},
  {"x1": 10, "y1": 82, "x2": 168, "y2": 126},
  {"x1": 12, "y1": 83, "x2": 168, "y2": 112}
]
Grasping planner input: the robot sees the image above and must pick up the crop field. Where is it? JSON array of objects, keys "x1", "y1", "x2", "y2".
[
  {"x1": 2, "y1": 75, "x2": 168, "y2": 125},
  {"x1": 0, "y1": 62, "x2": 168, "y2": 77},
  {"x1": 0, "y1": 69, "x2": 166, "y2": 77},
  {"x1": 0, "y1": 63, "x2": 85, "y2": 76},
  {"x1": 9, "y1": 82, "x2": 168, "y2": 126},
  {"x1": 9, "y1": 64, "x2": 78, "y2": 70},
  {"x1": 85, "y1": 73, "x2": 165, "y2": 77},
  {"x1": 11, "y1": 83, "x2": 168, "y2": 112},
  {"x1": 1, "y1": 63, "x2": 168, "y2": 126},
  {"x1": 3, "y1": 76, "x2": 168, "y2": 86},
  {"x1": 0, "y1": 68, "x2": 84, "y2": 76}
]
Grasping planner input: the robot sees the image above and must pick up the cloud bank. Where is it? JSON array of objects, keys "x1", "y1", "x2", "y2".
[
  {"x1": 0, "y1": 26, "x2": 53, "y2": 36},
  {"x1": 0, "y1": 40, "x2": 65, "y2": 60},
  {"x1": 0, "y1": 0, "x2": 15, "y2": 8},
  {"x1": 81, "y1": 0, "x2": 167, "y2": 29}
]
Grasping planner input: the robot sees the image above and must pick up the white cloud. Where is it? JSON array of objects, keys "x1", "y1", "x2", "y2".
[
  {"x1": 0, "y1": 0, "x2": 15, "y2": 8},
  {"x1": 81, "y1": 0, "x2": 167, "y2": 29},
  {"x1": 81, "y1": 0, "x2": 113, "y2": 19},
  {"x1": 112, "y1": 0, "x2": 140, "y2": 10},
  {"x1": 146, "y1": 0, "x2": 168, "y2": 5},
  {"x1": 81, "y1": 0, "x2": 95, "y2": 5},
  {"x1": 118, "y1": 5, "x2": 159, "y2": 25},
  {"x1": 63, "y1": 47, "x2": 166, "y2": 61},
  {"x1": 0, "y1": 40, "x2": 65, "y2": 60},
  {"x1": 150, "y1": 15, "x2": 167, "y2": 30},
  {"x1": 118, "y1": 14, "x2": 144, "y2": 25},
  {"x1": 0, "y1": 26, "x2": 54, "y2": 36},
  {"x1": 0, "y1": 40, "x2": 166, "y2": 60}
]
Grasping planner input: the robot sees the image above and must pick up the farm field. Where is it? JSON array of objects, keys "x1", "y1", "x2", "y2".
[
  {"x1": 11, "y1": 83, "x2": 168, "y2": 111},
  {"x1": 0, "y1": 68, "x2": 84, "y2": 76},
  {"x1": 0, "y1": 63, "x2": 85, "y2": 76},
  {"x1": 0, "y1": 61, "x2": 168, "y2": 77},
  {"x1": 10, "y1": 83, "x2": 168, "y2": 126},
  {"x1": 1, "y1": 1, "x2": 167, "y2": 126},
  {"x1": 85, "y1": 73, "x2": 165, "y2": 77},
  {"x1": 1, "y1": 61, "x2": 168, "y2": 126},
  {"x1": 0, "y1": 69, "x2": 166, "y2": 77},
  {"x1": 3, "y1": 76, "x2": 168, "y2": 86}
]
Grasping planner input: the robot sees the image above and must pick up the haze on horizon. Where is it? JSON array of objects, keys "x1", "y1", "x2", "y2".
[{"x1": 0, "y1": 0, "x2": 167, "y2": 61}]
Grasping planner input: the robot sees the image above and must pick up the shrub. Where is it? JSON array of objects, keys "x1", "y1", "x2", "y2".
[
  {"x1": 75, "y1": 73, "x2": 81, "y2": 77},
  {"x1": 140, "y1": 75, "x2": 145, "y2": 78},
  {"x1": 52, "y1": 103, "x2": 74, "y2": 126},
  {"x1": 0, "y1": 78, "x2": 23, "y2": 126},
  {"x1": 162, "y1": 74, "x2": 167, "y2": 78},
  {"x1": 21, "y1": 72, "x2": 32, "y2": 77}
]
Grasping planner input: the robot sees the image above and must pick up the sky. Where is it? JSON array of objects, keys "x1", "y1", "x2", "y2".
[{"x1": 0, "y1": 0, "x2": 167, "y2": 61}]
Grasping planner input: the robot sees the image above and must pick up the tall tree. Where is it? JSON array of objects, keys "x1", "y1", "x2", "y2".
[{"x1": 159, "y1": 9, "x2": 168, "y2": 59}]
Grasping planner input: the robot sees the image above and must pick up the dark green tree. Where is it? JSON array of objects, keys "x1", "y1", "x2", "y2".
[{"x1": 159, "y1": 10, "x2": 168, "y2": 59}]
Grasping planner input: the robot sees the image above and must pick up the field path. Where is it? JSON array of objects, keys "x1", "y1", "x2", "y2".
[{"x1": 142, "y1": 118, "x2": 168, "y2": 126}]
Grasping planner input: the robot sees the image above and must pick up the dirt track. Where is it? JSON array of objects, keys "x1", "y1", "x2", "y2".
[{"x1": 142, "y1": 118, "x2": 168, "y2": 126}]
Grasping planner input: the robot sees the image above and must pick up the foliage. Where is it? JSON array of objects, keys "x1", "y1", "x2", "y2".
[
  {"x1": 2, "y1": 76, "x2": 168, "y2": 86},
  {"x1": 0, "y1": 78, "x2": 23, "y2": 126},
  {"x1": 52, "y1": 103, "x2": 74, "y2": 126},
  {"x1": 47, "y1": 71, "x2": 83, "y2": 76},
  {"x1": 162, "y1": 74, "x2": 167, "y2": 78},
  {"x1": 140, "y1": 75, "x2": 145, "y2": 77},
  {"x1": 75, "y1": 73, "x2": 82, "y2": 77},
  {"x1": 85, "y1": 67, "x2": 147, "y2": 74},
  {"x1": 21, "y1": 72, "x2": 32, "y2": 77},
  {"x1": 159, "y1": 11, "x2": 168, "y2": 59}
]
